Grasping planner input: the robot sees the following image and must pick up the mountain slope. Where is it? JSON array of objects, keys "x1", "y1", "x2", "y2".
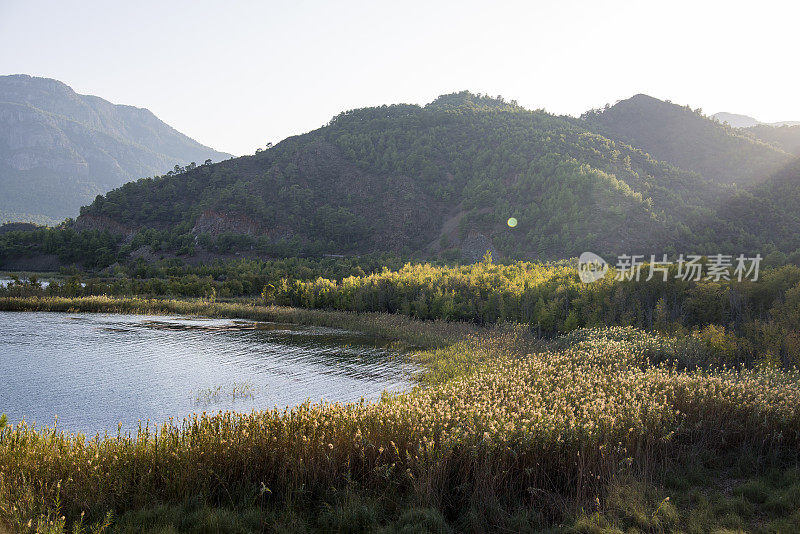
[
  {"x1": 584, "y1": 94, "x2": 790, "y2": 186},
  {"x1": 75, "y1": 91, "x2": 736, "y2": 261},
  {"x1": 0, "y1": 74, "x2": 231, "y2": 224},
  {"x1": 711, "y1": 157, "x2": 800, "y2": 255},
  {"x1": 745, "y1": 125, "x2": 800, "y2": 156}
]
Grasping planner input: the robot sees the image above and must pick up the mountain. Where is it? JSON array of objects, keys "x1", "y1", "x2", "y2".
[
  {"x1": 4, "y1": 90, "x2": 798, "y2": 267},
  {"x1": 745, "y1": 124, "x2": 800, "y2": 156},
  {"x1": 0, "y1": 74, "x2": 232, "y2": 224},
  {"x1": 712, "y1": 112, "x2": 800, "y2": 129},
  {"x1": 712, "y1": 112, "x2": 760, "y2": 128},
  {"x1": 713, "y1": 157, "x2": 800, "y2": 254},
  {"x1": 74, "y1": 91, "x2": 744, "y2": 261},
  {"x1": 709, "y1": 111, "x2": 800, "y2": 156},
  {"x1": 584, "y1": 95, "x2": 790, "y2": 186}
]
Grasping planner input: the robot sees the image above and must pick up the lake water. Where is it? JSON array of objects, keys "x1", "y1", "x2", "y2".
[{"x1": 0, "y1": 312, "x2": 413, "y2": 435}]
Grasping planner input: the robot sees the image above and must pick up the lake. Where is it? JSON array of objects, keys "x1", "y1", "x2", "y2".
[{"x1": 0, "y1": 311, "x2": 413, "y2": 435}]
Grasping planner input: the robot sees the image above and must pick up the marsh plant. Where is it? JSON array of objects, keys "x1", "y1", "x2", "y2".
[{"x1": 191, "y1": 382, "x2": 257, "y2": 406}]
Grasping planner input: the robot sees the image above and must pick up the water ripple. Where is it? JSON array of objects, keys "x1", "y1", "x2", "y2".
[{"x1": 0, "y1": 311, "x2": 413, "y2": 435}]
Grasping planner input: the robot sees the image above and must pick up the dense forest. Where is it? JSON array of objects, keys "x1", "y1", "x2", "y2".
[
  {"x1": 582, "y1": 94, "x2": 792, "y2": 185},
  {"x1": 745, "y1": 124, "x2": 800, "y2": 156},
  {"x1": 75, "y1": 92, "x2": 707, "y2": 260}
]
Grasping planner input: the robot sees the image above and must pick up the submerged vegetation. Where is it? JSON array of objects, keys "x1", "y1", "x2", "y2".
[
  {"x1": 191, "y1": 382, "x2": 257, "y2": 407},
  {"x1": 0, "y1": 295, "x2": 473, "y2": 350}
]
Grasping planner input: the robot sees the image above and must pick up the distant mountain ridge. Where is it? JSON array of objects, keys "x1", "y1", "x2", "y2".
[
  {"x1": 0, "y1": 74, "x2": 232, "y2": 224},
  {"x1": 711, "y1": 112, "x2": 760, "y2": 128},
  {"x1": 708, "y1": 113, "x2": 800, "y2": 157},
  {"x1": 712, "y1": 111, "x2": 800, "y2": 128}
]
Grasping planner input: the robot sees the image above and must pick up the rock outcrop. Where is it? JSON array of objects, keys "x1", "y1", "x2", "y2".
[{"x1": 191, "y1": 210, "x2": 264, "y2": 237}]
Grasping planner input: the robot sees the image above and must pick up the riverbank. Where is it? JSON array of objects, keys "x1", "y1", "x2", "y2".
[
  {"x1": 2, "y1": 297, "x2": 800, "y2": 532},
  {"x1": 0, "y1": 295, "x2": 535, "y2": 389},
  {"x1": 0, "y1": 295, "x2": 477, "y2": 353}
]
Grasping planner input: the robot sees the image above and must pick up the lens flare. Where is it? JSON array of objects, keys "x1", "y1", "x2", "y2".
[{"x1": 507, "y1": 217, "x2": 518, "y2": 228}]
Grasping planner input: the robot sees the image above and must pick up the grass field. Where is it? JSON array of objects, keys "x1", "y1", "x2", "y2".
[{"x1": 2, "y1": 297, "x2": 800, "y2": 533}]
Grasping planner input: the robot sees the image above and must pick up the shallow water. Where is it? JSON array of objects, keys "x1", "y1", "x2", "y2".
[{"x1": 0, "y1": 311, "x2": 413, "y2": 435}]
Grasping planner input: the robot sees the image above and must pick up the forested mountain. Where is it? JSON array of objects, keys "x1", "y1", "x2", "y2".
[
  {"x1": 709, "y1": 111, "x2": 800, "y2": 156},
  {"x1": 745, "y1": 125, "x2": 800, "y2": 156},
  {"x1": 0, "y1": 75, "x2": 231, "y2": 224},
  {"x1": 64, "y1": 90, "x2": 798, "y2": 263},
  {"x1": 733, "y1": 157, "x2": 800, "y2": 252},
  {"x1": 584, "y1": 94, "x2": 791, "y2": 186}
]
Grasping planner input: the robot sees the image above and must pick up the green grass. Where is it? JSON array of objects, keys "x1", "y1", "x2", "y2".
[
  {"x1": 569, "y1": 448, "x2": 800, "y2": 533},
  {"x1": 105, "y1": 490, "x2": 456, "y2": 534}
]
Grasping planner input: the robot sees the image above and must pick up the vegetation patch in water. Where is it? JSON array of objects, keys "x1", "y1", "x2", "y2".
[{"x1": 191, "y1": 382, "x2": 257, "y2": 406}]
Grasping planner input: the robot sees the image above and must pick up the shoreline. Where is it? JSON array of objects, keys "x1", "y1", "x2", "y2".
[{"x1": 0, "y1": 295, "x2": 479, "y2": 350}]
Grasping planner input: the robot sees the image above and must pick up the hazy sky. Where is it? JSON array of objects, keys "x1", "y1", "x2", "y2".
[{"x1": 1, "y1": 0, "x2": 797, "y2": 156}]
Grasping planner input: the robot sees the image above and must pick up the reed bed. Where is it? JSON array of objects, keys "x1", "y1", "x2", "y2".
[{"x1": 2, "y1": 324, "x2": 800, "y2": 531}]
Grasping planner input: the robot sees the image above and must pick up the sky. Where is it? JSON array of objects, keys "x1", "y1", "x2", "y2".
[{"x1": 1, "y1": 0, "x2": 798, "y2": 156}]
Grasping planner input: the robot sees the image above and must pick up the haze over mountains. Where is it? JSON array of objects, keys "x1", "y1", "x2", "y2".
[
  {"x1": 0, "y1": 75, "x2": 231, "y2": 225},
  {"x1": 711, "y1": 112, "x2": 800, "y2": 129},
  {"x1": 71, "y1": 91, "x2": 800, "y2": 262},
  {"x1": 709, "y1": 111, "x2": 800, "y2": 157}
]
